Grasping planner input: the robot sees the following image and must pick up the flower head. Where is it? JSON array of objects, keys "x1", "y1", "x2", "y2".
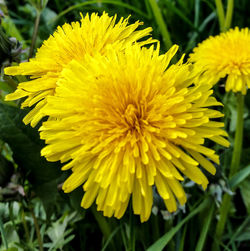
[
  {"x1": 4, "y1": 12, "x2": 154, "y2": 127},
  {"x1": 40, "y1": 44, "x2": 229, "y2": 222},
  {"x1": 189, "y1": 27, "x2": 250, "y2": 94}
]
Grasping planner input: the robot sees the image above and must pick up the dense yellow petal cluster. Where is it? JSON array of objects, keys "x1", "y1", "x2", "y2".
[
  {"x1": 39, "y1": 44, "x2": 229, "y2": 222},
  {"x1": 4, "y1": 12, "x2": 153, "y2": 127},
  {"x1": 189, "y1": 27, "x2": 250, "y2": 94}
]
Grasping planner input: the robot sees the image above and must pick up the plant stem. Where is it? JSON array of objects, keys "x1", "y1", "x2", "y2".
[
  {"x1": 129, "y1": 209, "x2": 136, "y2": 251},
  {"x1": 212, "y1": 93, "x2": 244, "y2": 251},
  {"x1": 29, "y1": 10, "x2": 41, "y2": 59},
  {"x1": 229, "y1": 93, "x2": 244, "y2": 178},
  {"x1": 212, "y1": 194, "x2": 230, "y2": 251},
  {"x1": 152, "y1": 215, "x2": 160, "y2": 241},
  {"x1": 223, "y1": 0, "x2": 234, "y2": 31},
  {"x1": 21, "y1": 208, "x2": 30, "y2": 242},
  {"x1": 214, "y1": 0, "x2": 225, "y2": 31},
  {"x1": 148, "y1": 0, "x2": 173, "y2": 50},
  {"x1": 30, "y1": 208, "x2": 44, "y2": 251}
]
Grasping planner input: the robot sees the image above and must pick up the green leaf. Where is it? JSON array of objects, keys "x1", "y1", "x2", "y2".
[
  {"x1": 229, "y1": 165, "x2": 250, "y2": 189},
  {"x1": 41, "y1": 7, "x2": 57, "y2": 24},
  {"x1": 0, "y1": 213, "x2": 8, "y2": 250},
  {"x1": 0, "y1": 103, "x2": 63, "y2": 213},
  {"x1": 147, "y1": 198, "x2": 211, "y2": 251},
  {"x1": 0, "y1": 81, "x2": 15, "y2": 93},
  {"x1": 1, "y1": 17, "x2": 26, "y2": 47},
  {"x1": 46, "y1": 212, "x2": 78, "y2": 250},
  {"x1": 240, "y1": 178, "x2": 250, "y2": 214},
  {"x1": 0, "y1": 221, "x2": 20, "y2": 251}
]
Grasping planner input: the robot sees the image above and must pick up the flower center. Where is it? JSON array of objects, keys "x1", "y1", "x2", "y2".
[
  {"x1": 227, "y1": 58, "x2": 250, "y2": 75},
  {"x1": 124, "y1": 104, "x2": 142, "y2": 132}
]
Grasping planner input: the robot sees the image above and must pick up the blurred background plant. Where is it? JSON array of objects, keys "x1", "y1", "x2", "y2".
[{"x1": 0, "y1": 0, "x2": 250, "y2": 250}]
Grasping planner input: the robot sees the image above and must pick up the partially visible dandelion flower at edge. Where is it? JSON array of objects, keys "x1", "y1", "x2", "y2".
[
  {"x1": 39, "y1": 44, "x2": 229, "y2": 222},
  {"x1": 189, "y1": 27, "x2": 250, "y2": 94},
  {"x1": 4, "y1": 12, "x2": 155, "y2": 127}
]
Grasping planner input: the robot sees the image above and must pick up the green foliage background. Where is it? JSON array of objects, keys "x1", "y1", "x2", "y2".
[{"x1": 0, "y1": 0, "x2": 250, "y2": 250}]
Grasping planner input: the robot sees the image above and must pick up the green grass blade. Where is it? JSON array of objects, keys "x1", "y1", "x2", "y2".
[
  {"x1": 227, "y1": 221, "x2": 237, "y2": 251},
  {"x1": 223, "y1": 0, "x2": 234, "y2": 31},
  {"x1": 194, "y1": 0, "x2": 200, "y2": 27},
  {"x1": 202, "y1": 0, "x2": 215, "y2": 11},
  {"x1": 164, "y1": 0, "x2": 196, "y2": 29},
  {"x1": 53, "y1": 0, "x2": 149, "y2": 23},
  {"x1": 120, "y1": 223, "x2": 129, "y2": 251},
  {"x1": 195, "y1": 202, "x2": 214, "y2": 251},
  {"x1": 147, "y1": 198, "x2": 210, "y2": 251},
  {"x1": 178, "y1": 224, "x2": 187, "y2": 251},
  {"x1": 214, "y1": 0, "x2": 225, "y2": 31},
  {"x1": 229, "y1": 165, "x2": 250, "y2": 189},
  {"x1": 144, "y1": 0, "x2": 153, "y2": 19},
  {"x1": 101, "y1": 225, "x2": 122, "y2": 251},
  {"x1": 226, "y1": 216, "x2": 250, "y2": 248},
  {"x1": 199, "y1": 12, "x2": 216, "y2": 30},
  {"x1": 148, "y1": 0, "x2": 173, "y2": 50},
  {"x1": 185, "y1": 12, "x2": 216, "y2": 52}
]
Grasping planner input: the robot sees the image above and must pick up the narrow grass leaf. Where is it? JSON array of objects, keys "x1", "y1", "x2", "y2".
[
  {"x1": 101, "y1": 225, "x2": 122, "y2": 251},
  {"x1": 195, "y1": 202, "x2": 214, "y2": 251},
  {"x1": 53, "y1": 0, "x2": 149, "y2": 23},
  {"x1": 178, "y1": 222, "x2": 187, "y2": 251},
  {"x1": 185, "y1": 12, "x2": 215, "y2": 52},
  {"x1": 165, "y1": 0, "x2": 196, "y2": 29},
  {"x1": 226, "y1": 216, "x2": 250, "y2": 247},
  {"x1": 147, "y1": 198, "x2": 210, "y2": 251},
  {"x1": 229, "y1": 165, "x2": 250, "y2": 189},
  {"x1": 148, "y1": 0, "x2": 173, "y2": 50},
  {"x1": 194, "y1": 0, "x2": 200, "y2": 27}
]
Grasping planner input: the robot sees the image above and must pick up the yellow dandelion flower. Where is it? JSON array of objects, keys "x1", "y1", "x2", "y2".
[
  {"x1": 189, "y1": 27, "x2": 250, "y2": 94},
  {"x1": 4, "y1": 12, "x2": 154, "y2": 127},
  {"x1": 39, "y1": 44, "x2": 229, "y2": 222}
]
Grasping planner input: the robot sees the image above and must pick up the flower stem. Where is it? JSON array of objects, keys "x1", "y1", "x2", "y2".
[
  {"x1": 223, "y1": 0, "x2": 234, "y2": 31},
  {"x1": 229, "y1": 93, "x2": 244, "y2": 178},
  {"x1": 29, "y1": 10, "x2": 41, "y2": 59},
  {"x1": 21, "y1": 208, "x2": 30, "y2": 242},
  {"x1": 30, "y1": 208, "x2": 44, "y2": 251},
  {"x1": 129, "y1": 209, "x2": 136, "y2": 251},
  {"x1": 212, "y1": 93, "x2": 244, "y2": 250},
  {"x1": 148, "y1": 0, "x2": 173, "y2": 50},
  {"x1": 214, "y1": 0, "x2": 225, "y2": 31}
]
